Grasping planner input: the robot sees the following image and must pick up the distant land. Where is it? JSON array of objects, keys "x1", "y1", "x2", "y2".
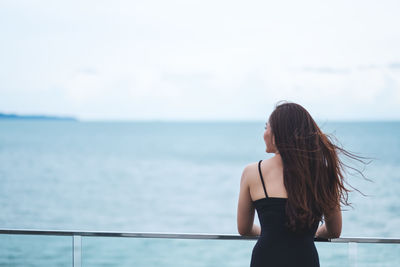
[{"x1": 0, "y1": 113, "x2": 77, "y2": 121}]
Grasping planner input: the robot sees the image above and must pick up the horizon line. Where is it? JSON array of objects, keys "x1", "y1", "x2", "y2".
[{"x1": 1, "y1": 112, "x2": 400, "y2": 123}]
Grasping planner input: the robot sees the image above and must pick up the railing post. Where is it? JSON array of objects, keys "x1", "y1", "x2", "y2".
[
  {"x1": 73, "y1": 235, "x2": 82, "y2": 267},
  {"x1": 348, "y1": 241, "x2": 358, "y2": 267}
]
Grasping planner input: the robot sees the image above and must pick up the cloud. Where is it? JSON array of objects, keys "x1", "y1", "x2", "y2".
[
  {"x1": 1, "y1": 0, "x2": 400, "y2": 120},
  {"x1": 388, "y1": 62, "x2": 400, "y2": 69},
  {"x1": 300, "y1": 66, "x2": 350, "y2": 74},
  {"x1": 357, "y1": 64, "x2": 380, "y2": 71}
]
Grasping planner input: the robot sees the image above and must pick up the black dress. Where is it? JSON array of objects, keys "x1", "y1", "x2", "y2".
[{"x1": 250, "y1": 160, "x2": 320, "y2": 267}]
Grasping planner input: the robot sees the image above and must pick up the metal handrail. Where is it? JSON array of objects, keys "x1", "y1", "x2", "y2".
[{"x1": 1, "y1": 229, "x2": 399, "y2": 244}]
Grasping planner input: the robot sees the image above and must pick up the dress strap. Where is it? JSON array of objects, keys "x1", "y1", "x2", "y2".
[{"x1": 258, "y1": 160, "x2": 269, "y2": 198}]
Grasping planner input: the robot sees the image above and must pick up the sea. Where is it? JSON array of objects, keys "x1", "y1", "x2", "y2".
[{"x1": 0, "y1": 120, "x2": 399, "y2": 266}]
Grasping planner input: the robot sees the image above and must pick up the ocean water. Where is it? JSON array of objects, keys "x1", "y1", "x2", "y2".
[{"x1": 0, "y1": 120, "x2": 399, "y2": 266}]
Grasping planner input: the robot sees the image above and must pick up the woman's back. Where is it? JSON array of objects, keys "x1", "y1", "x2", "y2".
[
  {"x1": 247, "y1": 155, "x2": 287, "y2": 201},
  {"x1": 250, "y1": 159, "x2": 320, "y2": 267},
  {"x1": 237, "y1": 102, "x2": 348, "y2": 267}
]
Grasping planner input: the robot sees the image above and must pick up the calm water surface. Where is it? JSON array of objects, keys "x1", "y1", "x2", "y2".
[{"x1": 0, "y1": 121, "x2": 399, "y2": 266}]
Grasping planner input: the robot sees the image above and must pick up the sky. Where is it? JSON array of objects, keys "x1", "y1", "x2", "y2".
[{"x1": 1, "y1": 0, "x2": 399, "y2": 121}]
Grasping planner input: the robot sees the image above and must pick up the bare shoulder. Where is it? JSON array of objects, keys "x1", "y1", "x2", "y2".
[
  {"x1": 241, "y1": 159, "x2": 275, "y2": 183},
  {"x1": 240, "y1": 162, "x2": 257, "y2": 184},
  {"x1": 241, "y1": 161, "x2": 258, "y2": 175}
]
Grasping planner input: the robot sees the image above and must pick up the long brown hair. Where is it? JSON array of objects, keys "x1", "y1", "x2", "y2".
[{"x1": 268, "y1": 101, "x2": 368, "y2": 232}]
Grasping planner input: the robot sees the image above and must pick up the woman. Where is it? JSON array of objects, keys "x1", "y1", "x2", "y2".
[{"x1": 237, "y1": 102, "x2": 355, "y2": 267}]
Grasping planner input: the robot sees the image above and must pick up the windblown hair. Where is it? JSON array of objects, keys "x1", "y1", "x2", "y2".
[{"x1": 268, "y1": 102, "x2": 367, "y2": 233}]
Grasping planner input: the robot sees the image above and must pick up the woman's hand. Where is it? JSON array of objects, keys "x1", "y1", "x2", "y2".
[
  {"x1": 247, "y1": 224, "x2": 261, "y2": 236},
  {"x1": 315, "y1": 206, "x2": 342, "y2": 239}
]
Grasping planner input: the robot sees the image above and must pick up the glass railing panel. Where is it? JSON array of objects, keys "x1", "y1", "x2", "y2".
[
  {"x1": 82, "y1": 236, "x2": 256, "y2": 266},
  {"x1": 0, "y1": 234, "x2": 72, "y2": 266},
  {"x1": 355, "y1": 243, "x2": 400, "y2": 266},
  {"x1": 1, "y1": 230, "x2": 399, "y2": 266},
  {"x1": 83, "y1": 236, "x2": 399, "y2": 267},
  {"x1": 316, "y1": 242, "x2": 349, "y2": 267}
]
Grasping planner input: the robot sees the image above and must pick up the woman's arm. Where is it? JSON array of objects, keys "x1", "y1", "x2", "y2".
[
  {"x1": 315, "y1": 205, "x2": 342, "y2": 239},
  {"x1": 237, "y1": 166, "x2": 261, "y2": 236}
]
